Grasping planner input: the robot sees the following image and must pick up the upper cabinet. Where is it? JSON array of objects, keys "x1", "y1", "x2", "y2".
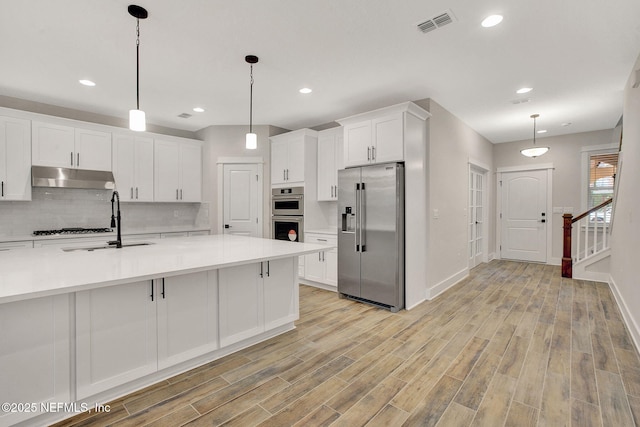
[
  {"x1": 113, "y1": 133, "x2": 154, "y2": 202},
  {"x1": 32, "y1": 121, "x2": 112, "y2": 171},
  {"x1": 270, "y1": 129, "x2": 317, "y2": 187},
  {"x1": 154, "y1": 138, "x2": 202, "y2": 202},
  {"x1": 317, "y1": 127, "x2": 343, "y2": 201},
  {"x1": 337, "y1": 102, "x2": 430, "y2": 168},
  {"x1": 0, "y1": 115, "x2": 31, "y2": 201}
]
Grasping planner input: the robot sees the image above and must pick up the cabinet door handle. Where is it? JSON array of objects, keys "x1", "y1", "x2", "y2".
[
  {"x1": 331, "y1": 185, "x2": 334, "y2": 198},
  {"x1": 259, "y1": 262, "x2": 263, "y2": 278},
  {"x1": 317, "y1": 238, "x2": 327, "y2": 242},
  {"x1": 176, "y1": 189, "x2": 179, "y2": 200},
  {"x1": 266, "y1": 261, "x2": 270, "y2": 277},
  {"x1": 322, "y1": 251, "x2": 325, "y2": 262},
  {"x1": 136, "y1": 187, "x2": 139, "y2": 199},
  {"x1": 371, "y1": 146, "x2": 376, "y2": 161},
  {"x1": 162, "y1": 278, "x2": 166, "y2": 299},
  {"x1": 150, "y1": 281, "x2": 154, "y2": 301},
  {"x1": 180, "y1": 189, "x2": 183, "y2": 200},
  {"x1": 77, "y1": 153, "x2": 80, "y2": 167},
  {"x1": 70, "y1": 152, "x2": 74, "y2": 166},
  {"x1": 367, "y1": 147, "x2": 371, "y2": 161},
  {"x1": 319, "y1": 252, "x2": 321, "y2": 261},
  {"x1": 1, "y1": 181, "x2": 3, "y2": 197},
  {"x1": 131, "y1": 187, "x2": 134, "y2": 199}
]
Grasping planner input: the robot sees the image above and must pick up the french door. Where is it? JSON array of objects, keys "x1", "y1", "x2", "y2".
[{"x1": 469, "y1": 167, "x2": 485, "y2": 268}]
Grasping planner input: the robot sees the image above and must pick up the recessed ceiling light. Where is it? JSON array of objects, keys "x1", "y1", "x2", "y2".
[
  {"x1": 516, "y1": 87, "x2": 532, "y2": 94},
  {"x1": 299, "y1": 88, "x2": 312, "y2": 94},
  {"x1": 537, "y1": 129, "x2": 547, "y2": 134},
  {"x1": 481, "y1": 15, "x2": 503, "y2": 28},
  {"x1": 561, "y1": 122, "x2": 572, "y2": 127},
  {"x1": 79, "y1": 79, "x2": 96, "y2": 87},
  {"x1": 193, "y1": 107, "x2": 205, "y2": 113}
]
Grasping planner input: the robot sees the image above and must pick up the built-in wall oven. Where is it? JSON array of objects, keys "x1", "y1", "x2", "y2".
[{"x1": 272, "y1": 187, "x2": 304, "y2": 242}]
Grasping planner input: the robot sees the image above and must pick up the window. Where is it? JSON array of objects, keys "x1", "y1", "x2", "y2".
[{"x1": 587, "y1": 152, "x2": 617, "y2": 222}]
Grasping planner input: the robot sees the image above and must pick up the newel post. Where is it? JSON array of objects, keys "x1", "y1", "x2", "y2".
[{"x1": 562, "y1": 213, "x2": 573, "y2": 278}]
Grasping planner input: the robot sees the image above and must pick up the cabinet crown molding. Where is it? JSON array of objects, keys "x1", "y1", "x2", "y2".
[
  {"x1": 269, "y1": 128, "x2": 318, "y2": 142},
  {"x1": 336, "y1": 101, "x2": 431, "y2": 126}
]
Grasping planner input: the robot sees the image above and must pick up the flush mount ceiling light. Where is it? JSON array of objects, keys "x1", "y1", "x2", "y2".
[
  {"x1": 192, "y1": 107, "x2": 205, "y2": 113},
  {"x1": 299, "y1": 87, "x2": 312, "y2": 94},
  {"x1": 516, "y1": 87, "x2": 532, "y2": 94},
  {"x1": 521, "y1": 114, "x2": 549, "y2": 158},
  {"x1": 128, "y1": 4, "x2": 148, "y2": 132},
  {"x1": 245, "y1": 55, "x2": 259, "y2": 150},
  {"x1": 481, "y1": 14, "x2": 503, "y2": 28},
  {"x1": 79, "y1": 79, "x2": 96, "y2": 87}
]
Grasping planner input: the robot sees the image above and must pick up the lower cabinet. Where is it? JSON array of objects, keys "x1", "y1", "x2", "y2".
[
  {"x1": 0, "y1": 295, "x2": 70, "y2": 426},
  {"x1": 75, "y1": 271, "x2": 218, "y2": 399},
  {"x1": 303, "y1": 234, "x2": 337, "y2": 288},
  {"x1": 219, "y1": 257, "x2": 297, "y2": 347}
]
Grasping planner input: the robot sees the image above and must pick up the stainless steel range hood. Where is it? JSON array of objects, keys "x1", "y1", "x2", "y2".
[{"x1": 32, "y1": 166, "x2": 116, "y2": 190}]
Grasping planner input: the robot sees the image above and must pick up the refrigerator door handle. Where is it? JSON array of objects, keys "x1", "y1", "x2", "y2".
[
  {"x1": 360, "y1": 182, "x2": 366, "y2": 252},
  {"x1": 355, "y1": 182, "x2": 360, "y2": 252}
]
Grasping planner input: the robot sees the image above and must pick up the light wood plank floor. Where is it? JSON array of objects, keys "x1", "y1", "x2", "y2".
[{"x1": 54, "y1": 260, "x2": 640, "y2": 426}]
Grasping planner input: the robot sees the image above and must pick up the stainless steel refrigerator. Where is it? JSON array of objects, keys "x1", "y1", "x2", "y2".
[{"x1": 338, "y1": 162, "x2": 404, "y2": 312}]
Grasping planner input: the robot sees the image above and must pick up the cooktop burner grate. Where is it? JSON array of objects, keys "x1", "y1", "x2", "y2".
[{"x1": 33, "y1": 228, "x2": 113, "y2": 236}]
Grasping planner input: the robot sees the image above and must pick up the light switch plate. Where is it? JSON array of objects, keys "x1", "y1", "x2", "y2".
[
  {"x1": 433, "y1": 209, "x2": 439, "y2": 219},
  {"x1": 563, "y1": 207, "x2": 574, "y2": 214},
  {"x1": 553, "y1": 207, "x2": 563, "y2": 214}
]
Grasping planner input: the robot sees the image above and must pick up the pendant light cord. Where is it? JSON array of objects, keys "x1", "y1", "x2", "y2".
[
  {"x1": 249, "y1": 64, "x2": 254, "y2": 133},
  {"x1": 136, "y1": 18, "x2": 140, "y2": 110}
]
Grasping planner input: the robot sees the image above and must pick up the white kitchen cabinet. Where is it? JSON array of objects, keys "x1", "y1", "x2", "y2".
[
  {"x1": 113, "y1": 133, "x2": 154, "y2": 202},
  {"x1": 317, "y1": 127, "x2": 344, "y2": 201},
  {"x1": 75, "y1": 272, "x2": 218, "y2": 399},
  {"x1": 76, "y1": 280, "x2": 158, "y2": 399},
  {"x1": 219, "y1": 257, "x2": 297, "y2": 346},
  {"x1": 154, "y1": 138, "x2": 202, "y2": 202},
  {"x1": 157, "y1": 272, "x2": 218, "y2": 369},
  {"x1": 0, "y1": 294, "x2": 71, "y2": 426},
  {"x1": 0, "y1": 115, "x2": 31, "y2": 201},
  {"x1": 338, "y1": 102, "x2": 429, "y2": 168},
  {"x1": 303, "y1": 233, "x2": 337, "y2": 289},
  {"x1": 32, "y1": 121, "x2": 111, "y2": 171},
  {"x1": 270, "y1": 129, "x2": 317, "y2": 186}
]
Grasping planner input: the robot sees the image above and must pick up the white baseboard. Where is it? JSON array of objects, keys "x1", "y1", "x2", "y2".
[
  {"x1": 488, "y1": 252, "x2": 496, "y2": 262},
  {"x1": 426, "y1": 267, "x2": 469, "y2": 300},
  {"x1": 298, "y1": 279, "x2": 337, "y2": 293},
  {"x1": 548, "y1": 257, "x2": 561, "y2": 266},
  {"x1": 608, "y1": 275, "x2": 640, "y2": 354}
]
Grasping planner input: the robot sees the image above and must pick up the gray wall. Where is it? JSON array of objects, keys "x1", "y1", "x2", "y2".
[
  {"x1": 493, "y1": 128, "x2": 614, "y2": 262},
  {"x1": 610, "y1": 54, "x2": 640, "y2": 347},
  {"x1": 414, "y1": 98, "x2": 495, "y2": 296}
]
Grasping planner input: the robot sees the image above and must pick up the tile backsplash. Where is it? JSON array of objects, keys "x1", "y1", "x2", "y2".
[{"x1": 0, "y1": 188, "x2": 209, "y2": 237}]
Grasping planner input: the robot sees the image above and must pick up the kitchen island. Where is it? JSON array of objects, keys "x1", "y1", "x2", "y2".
[{"x1": 0, "y1": 234, "x2": 328, "y2": 427}]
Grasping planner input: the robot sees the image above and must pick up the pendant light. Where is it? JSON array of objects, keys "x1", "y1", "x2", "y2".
[
  {"x1": 521, "y1": 114, "x2": 549, "y2": 158},
  {"x1": 245, "y1": 55, "x2": 259, "y2": 149},
  {"x1": 128, "y1": 5, "x2": 148, "y2": 132}
]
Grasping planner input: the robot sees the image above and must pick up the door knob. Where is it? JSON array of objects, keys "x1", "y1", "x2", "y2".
[{"x1": 225, "y1": 224, "x2": 231, "y2": 228}]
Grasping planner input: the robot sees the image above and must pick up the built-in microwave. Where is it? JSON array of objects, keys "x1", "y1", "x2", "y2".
[{"x1": 272, "y1": 187, "x2": 304, "y2": 216}]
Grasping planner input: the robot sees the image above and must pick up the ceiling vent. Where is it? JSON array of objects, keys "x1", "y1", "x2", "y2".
[
  {"x1": 177, "y1": 113, "x2": 192, "y2": 119},
  {"x1": 417, "y1": 10, "x2": 456, "y2": 34}
]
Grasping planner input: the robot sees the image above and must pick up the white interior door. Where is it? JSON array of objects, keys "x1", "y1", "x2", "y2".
[
  {"x1": 501, "y1": 169, "x2": 548, "y2": 262},
  {"x1": 223, "y1": 163, "x2": 260, "y2": 236},
  {"x1": 469, "y1": 168, "x2": 485, "y2": 268}
]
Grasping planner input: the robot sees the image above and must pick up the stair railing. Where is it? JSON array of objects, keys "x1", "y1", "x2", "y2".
[{"x1": 562, "y1": 198, "x2": 613, "y2": 278}]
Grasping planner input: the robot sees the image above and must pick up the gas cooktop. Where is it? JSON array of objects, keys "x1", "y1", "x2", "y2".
[{"x1": 33, "y1": 228, "x2": 113, "y2": 236}]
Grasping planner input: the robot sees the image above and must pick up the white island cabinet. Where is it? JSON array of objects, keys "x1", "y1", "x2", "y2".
[
  {"x1": 0, "y1": 235, "x2": 325, "y2": 427},
  {"x1": 219, "y1": 258, "x2": 297, "y2": 347},
  {"x1": 76, "y1": 271, "x2": 218, "y2": 399},
  {"x1": 0, "y1": 295, "x2": 70, "y2": 427}
]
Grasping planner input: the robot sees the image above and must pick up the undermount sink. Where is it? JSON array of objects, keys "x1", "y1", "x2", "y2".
[{"x1": 62, "y1": 242, "x2": 155, "y2": 252}]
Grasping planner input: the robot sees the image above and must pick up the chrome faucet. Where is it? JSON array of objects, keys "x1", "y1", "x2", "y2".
[{"x1": 108, "y1": 190, "x2": 122, "y2": 248}]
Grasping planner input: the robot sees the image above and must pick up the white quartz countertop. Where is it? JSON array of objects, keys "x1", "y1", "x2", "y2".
[{"x1": 0, "y1": 235, "x2": 330, "y2": 304}]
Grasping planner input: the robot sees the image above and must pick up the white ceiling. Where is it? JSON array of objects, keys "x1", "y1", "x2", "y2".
[{"x1": 1, "y1": 0, "x2": 639, "y2": 143}]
